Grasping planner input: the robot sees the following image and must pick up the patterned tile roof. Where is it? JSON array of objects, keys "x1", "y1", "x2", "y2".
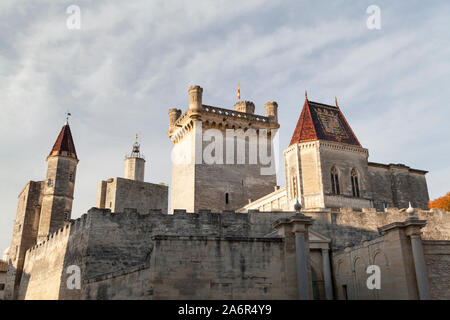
[
  {"x1": 289, "y1": 99, "x2": 361, "y2": 147},
  {"x1": 49, "y1": 124, "x2": 78, "y2": 158}
]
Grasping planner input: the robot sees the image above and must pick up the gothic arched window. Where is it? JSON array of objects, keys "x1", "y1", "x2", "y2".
[
  {"x1": 331, "y1": 166, "x2": 340, "y2": 195},
  {"x1": 351, "y1": 168, "x2": 360, "y2": 197},
  {"x1": 292, "y1": 176, "x2": 298, "y2": 199}
]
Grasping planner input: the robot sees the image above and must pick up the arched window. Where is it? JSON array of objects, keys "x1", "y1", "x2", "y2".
[
  {"x1": 331, "y1": 166, "x2": 340, "y2": 195},
  {"x1": 351, "y1": 168, "x2": 360, "y2": 197},
  {"x1": 292, "y1": 176, "x2": 298, "y2": 198}
]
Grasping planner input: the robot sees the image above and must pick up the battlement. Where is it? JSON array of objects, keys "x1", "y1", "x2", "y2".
[
  {"x1": 26, "y1": 213, "x2": 91, "y2": 254},
  {"x1": 169, "y1": 85, "x2": 280, "y2": 144}
]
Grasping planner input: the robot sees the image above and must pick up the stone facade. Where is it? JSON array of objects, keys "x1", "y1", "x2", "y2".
[
  {"x1": 333, "y1": 219, "x2": 450, "y2": 300},
  {"x1": 168, "y1": 85, "x2": 279, "y2": 213},
  {"x1": 0, "y1": 260, "x2": 7, "y2": 300},
  {"x1": 96, "y1": 177, "x2": 168, "y2": 214},
  {"x1": 4, "y1": 85, "x2": 448, "y2": 300}
]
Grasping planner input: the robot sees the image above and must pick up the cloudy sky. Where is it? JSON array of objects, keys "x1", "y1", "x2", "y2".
[{"x1": 1, "y1": 0, "x2": 449, "y2": 253}]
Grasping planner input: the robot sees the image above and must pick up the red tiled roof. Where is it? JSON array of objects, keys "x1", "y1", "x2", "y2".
[
  {"x1": 289, "y1": 99, "x2": 361, "y2": 147},
  {"x1": 49, "y1": 124, "x2": 78, "y2": 158}
]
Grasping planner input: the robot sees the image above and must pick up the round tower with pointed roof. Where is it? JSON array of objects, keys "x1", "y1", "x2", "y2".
[{"x1": 37, "y1": 118, "x2": 79, "y2": 242}]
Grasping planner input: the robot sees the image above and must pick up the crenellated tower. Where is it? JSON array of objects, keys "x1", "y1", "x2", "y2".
[{"x1": 168, "y1": 85, "x2": 280, "y2": 213}]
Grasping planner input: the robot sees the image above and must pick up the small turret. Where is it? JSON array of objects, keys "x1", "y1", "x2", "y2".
[
  {"x1": 264, "y1": 101, "x2": 278, "y2": 123},
  {"x1": 168, "y1": 108, "x2": 182, "y2": 129},
  {"x1": 234, "y1": 101, "x2": 255, "y2": 114},
  {"x1": 124, "y1": 135, "x2": 146, "y2": 182},
  {"x1": 188, "y1": 85, "x2": 203, "y2": 111}
]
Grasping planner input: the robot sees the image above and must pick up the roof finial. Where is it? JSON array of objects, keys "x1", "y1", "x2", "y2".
[
  {"x1": 335, "y1": 96, "x2": 338, "y2": 107},
  {"x1": 136, "y1": 133, "x2": 138, "y2": 142},
  {"x1": 305, "y1": 89, "x2": 308, "y2": 100},
  {"x1": 65, "y1": 111, "x2": 71, "y2": 125}
]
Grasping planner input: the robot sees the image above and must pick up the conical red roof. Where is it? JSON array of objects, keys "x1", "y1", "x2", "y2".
[
  {"x1": 289, "y1": 99, "x2": 361, "y2": 147},
  {"x1": 49, "y1": 123, "x2": 78, "y2": 158}
]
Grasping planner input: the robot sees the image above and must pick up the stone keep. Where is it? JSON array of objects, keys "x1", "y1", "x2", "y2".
[
  {"x1": 168, "y1": 85, "x2": 280, "y2": 213},
  {"x1": 96, "y1": 140, "x2": 168, "y2": 214}
]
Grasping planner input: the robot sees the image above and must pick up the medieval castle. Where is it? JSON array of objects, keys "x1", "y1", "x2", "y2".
[{"x1": 1, "y1": 85, "x2": 449, "y2": 300}]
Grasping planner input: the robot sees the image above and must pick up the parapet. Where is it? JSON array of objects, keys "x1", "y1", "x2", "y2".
[{"x1": 234, "y1": 101, "x2": 255, "y2": 114}]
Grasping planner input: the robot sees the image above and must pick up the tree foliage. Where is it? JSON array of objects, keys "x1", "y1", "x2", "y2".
[{"x1": 429, "y1": 192, "x2": 450, "y2": 211}]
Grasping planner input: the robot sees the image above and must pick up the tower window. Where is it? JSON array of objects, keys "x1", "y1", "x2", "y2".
[
  {"x1": 351, "y1": 168, "x2": 360, "y2": 197},
  {"x1": 292, "y1": 176, "x2": 298, "y2": 198},
  {"x1": 47, "y1": 179, "x2": 53, "y2": 187},
  {"x1": 225, "y1": 193, "x2": 229, "y2": 204},
  {"x1": 69, "y1": 173, "x2": 74, "y2": 182},
  {"x1": 331, "y1": 166, "x2": 340, "y2": 195}
]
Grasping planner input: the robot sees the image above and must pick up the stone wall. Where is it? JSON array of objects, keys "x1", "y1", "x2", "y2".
[
  {"x1": 84, "y1": 236, "x2": 291, "y2": 300},
  {"x1": 332, "y1": 231, "x2": 418, "y2": 300},
  {"x1": 96, "y1": 177, "x2": 168, "y2": 214},
  {"x1": 4, "y1": 180, "x2": 44, "y2": 300},
  {"x1": 147, "y1": 236, "x2": 288, "y2": 299},
  {"x1": 368, "y1": 163, "x2": 429, "y2": 210},
  {"x1": 423, "y1": 240, "x2": 450, "y2": 300},
  {"x1": 17, "y1": 213, "x2": 90, "y2": 300},
  {"x1": 17, "y1": 208, "x2": 294, "y2": 299},
  {"x1": 332, "y1": 226, "x2": 450, "y2": 300},
  {"x1": 304, "y1": 208, "x2": 450, "y2": 250},
  {"x1": 0, "y1": 260, "x2": 7, "y2": 300}
]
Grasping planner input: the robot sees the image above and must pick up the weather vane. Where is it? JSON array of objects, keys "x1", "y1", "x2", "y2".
[{"x1": 65, "y1": 111, "x2": 71, "y2": 124}]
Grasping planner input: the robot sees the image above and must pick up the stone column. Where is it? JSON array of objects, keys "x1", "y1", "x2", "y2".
[
  {"x1": 295, "y1": 231, "x2": 309, "y2": 300},
  {"x1": 408, "y1": 232, "x2": 431, "y2": 300},
  {"x1": 273, "y1": 213, "x2": 314, "y2": 300},
  {"x1": 322, "y1": 248, "x2": 333, "y2": 300},
  {"x1": 379, "y1": 214, "x2": 431, "y2": 300}
]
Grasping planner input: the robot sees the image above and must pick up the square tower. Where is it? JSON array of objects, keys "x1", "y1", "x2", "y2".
[
  {"x1": 285, "y1": 96, "x2": 373, "y2": 210},
  {"x1": 168, "y1": 85, "x2": 280, "y2": 213}
]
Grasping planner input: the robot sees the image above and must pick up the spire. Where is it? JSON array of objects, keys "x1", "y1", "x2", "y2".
[
  {"x1": 305, "y1": 89, "x2": 308, "y2": 100},
  {"x1": 49, "y1": 122, "x2": 77, "y2": 159}
]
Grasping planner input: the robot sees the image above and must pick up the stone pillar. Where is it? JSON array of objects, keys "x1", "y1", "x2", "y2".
[
  {"x1": 322, "y1": 248, "x2": 333, "y2": 300},
  {"x1": 407, "y1": 230, "x2": 431, "y2": 300},
  {"x1": 273, "y1": 213, "x2": 314, "y2": 300},
  {"x1": 379, "y1": 216, "x2": 431, "y2": 300}
]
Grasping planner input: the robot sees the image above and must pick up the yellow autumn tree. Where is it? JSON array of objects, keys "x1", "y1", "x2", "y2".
[{"x1": 429, "y1": 192, "x2": 450, "y2": 211}]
